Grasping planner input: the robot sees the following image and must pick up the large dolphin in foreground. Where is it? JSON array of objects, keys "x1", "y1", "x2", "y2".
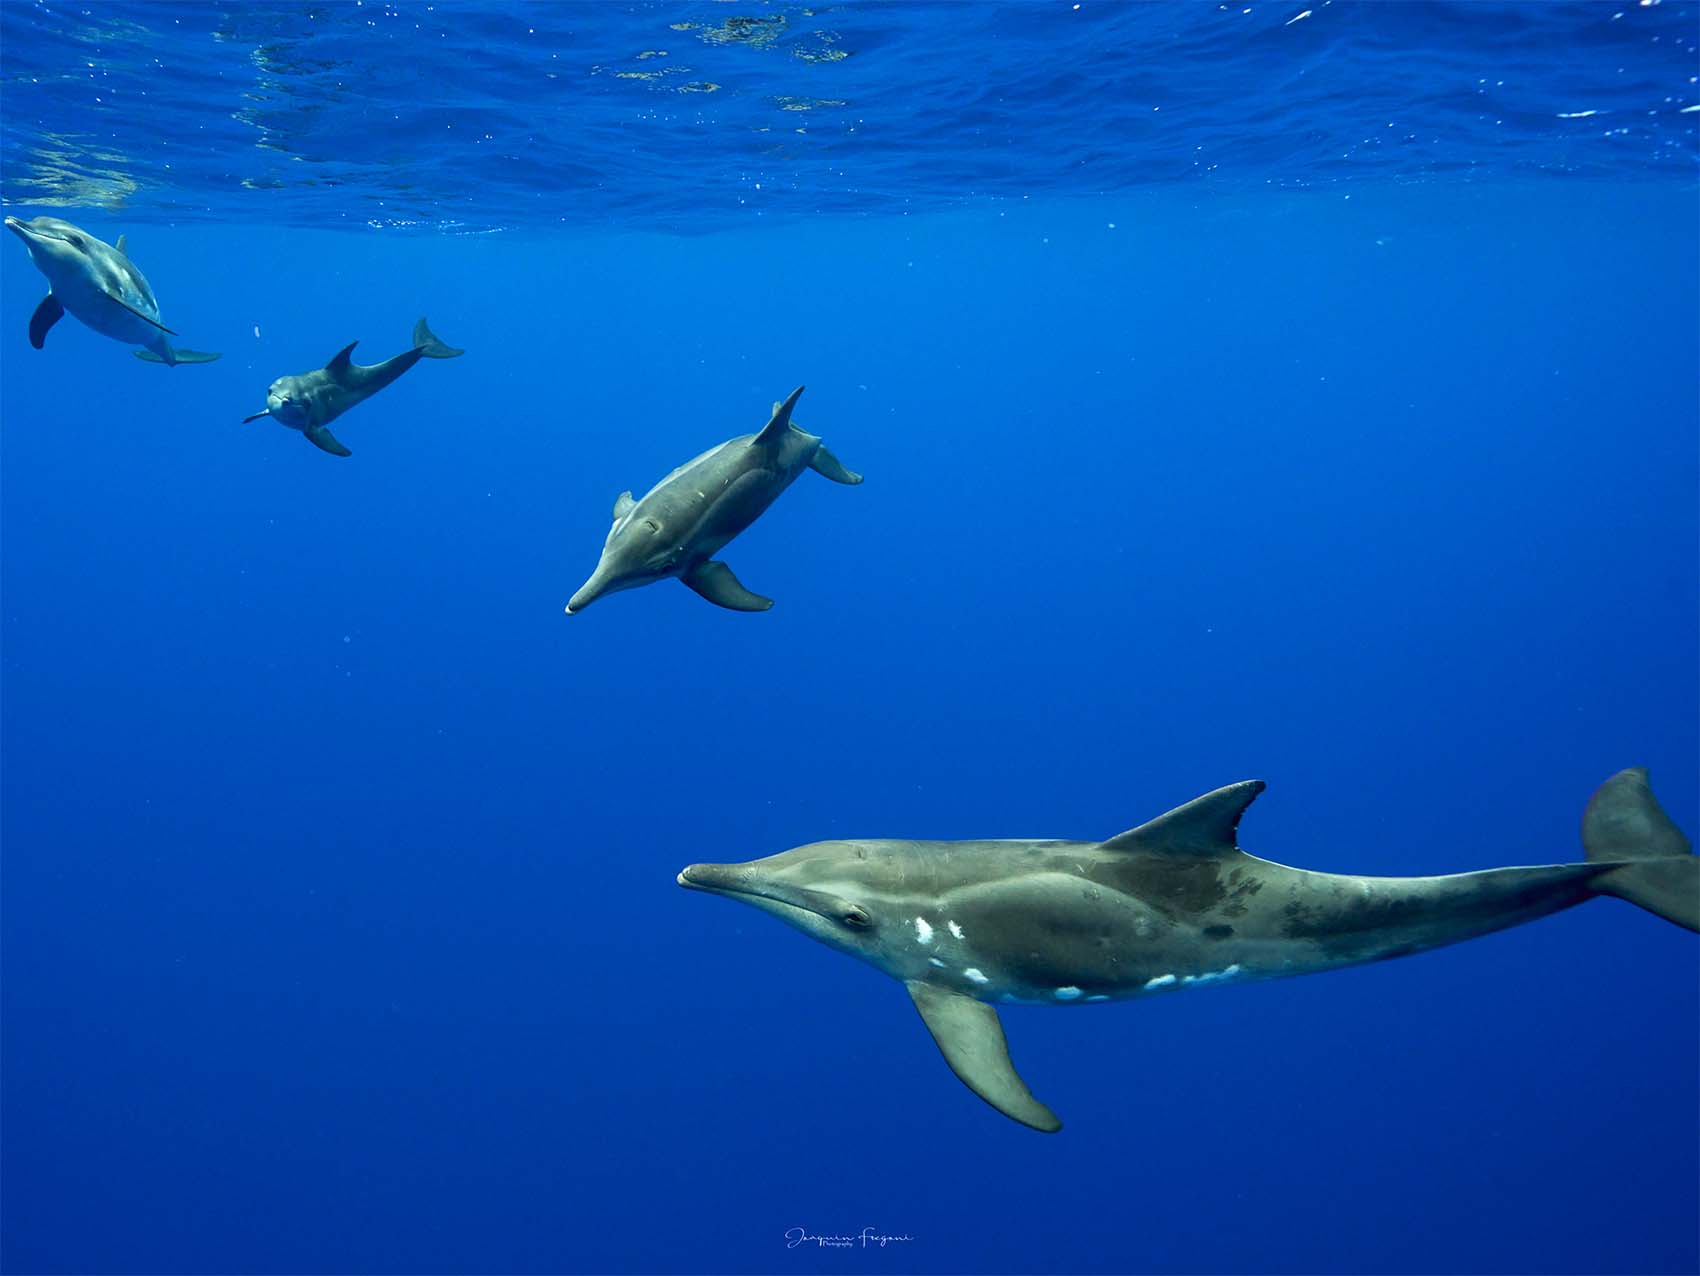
[
  {"x1": 565, "y1": 385, "x2": 861, "y2": 614},
  {"x1": 242, "y1": 318, "x2": 464, "y2": 457},
  {"x1": 5, "y1": 215, "x2": 220, "y2": 366},
  {"x1": 680, "y1": 768, "x2": 1697, "y2": 1132}
]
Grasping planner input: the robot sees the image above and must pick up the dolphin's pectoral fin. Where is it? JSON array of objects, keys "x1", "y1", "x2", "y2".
[
  {"x1": 305, "y1": 426, "x2": 352, "y2": 458},
  {"x1": 28, "y1": 294, "x2": 63, "y2": 349},
  {"x1": 1101, "y1": 780, "x2": 1267, "y2": 856},
  {"x1": 326, "y1": 342, "x2": 360, "y2": 381},
  {"x1": 104, "y1": 290, "x2": 176, "y2": 335},
  {"x1": 754, "y1": 384, "x2": 805, "y2": 445},
  {"x1": 905, "y1": 981, "x2": 1062, "y2": 1133},
  {"x1": 681, "y1": 561, "x2": 773, "y2": 612},
  {"x1": 612, "y1": 491, "x2": 636, "y2": 523},
  {"x1": 808, "y1": 444, "x2": 862, "y2": 485},
  {"x1": 167, "y1": 349, "x2": 221, "y2": 364}
]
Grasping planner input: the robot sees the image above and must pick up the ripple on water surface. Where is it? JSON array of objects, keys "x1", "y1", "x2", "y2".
[{"x1": 0, "y1": 1, "x2": 1694, "y2": 232}]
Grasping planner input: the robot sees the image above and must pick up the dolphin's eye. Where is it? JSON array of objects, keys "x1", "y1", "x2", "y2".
[{"x1": 841, "y1": 907, "x2": 872, "y2": 930}]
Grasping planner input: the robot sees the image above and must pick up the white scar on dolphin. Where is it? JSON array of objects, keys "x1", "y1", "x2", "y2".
[{"x1": 680, "y1": 768, "x2": 1698, "y2": 1133}]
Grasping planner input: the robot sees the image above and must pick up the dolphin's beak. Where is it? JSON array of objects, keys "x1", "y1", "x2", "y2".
[
  {"x1": 678, "y1": 863, "x2": 739, "y2": 893},
  {"x1": 678, "y1": 864, "x2": 778, "y2": 906},
  {"x1": 5, "y1": 217, "x2": 36, "y2": 244},
  {"x1": 565, "y1": 572, "x2": 607, "y2": 615},
  {"x1": 677, "y1": 864, "x2": 862, "y2": 925},
  {"x1": 241, "y1": 409, "x2": 271, "y2": 424}
]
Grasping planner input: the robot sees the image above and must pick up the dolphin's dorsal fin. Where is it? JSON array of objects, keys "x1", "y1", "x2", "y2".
[
  {"x1": 115, "y1": 233, "x2": 128, "y2": 254},
  {"x1": 612, "y1": 491, "x2": 635, "y2": 523},
  {"x1": 754, "y1": 384, "x2": 805, "y2": 445},
  {"x1": 906, "y1": 981, "x2": 1061, "y2": 1133},
  {"x1": 326, "y1": 342, "x2": 360, "y2": 380},
  {"x1": 1101, "y1": 781, "x2": 1266, "y2": 856}
]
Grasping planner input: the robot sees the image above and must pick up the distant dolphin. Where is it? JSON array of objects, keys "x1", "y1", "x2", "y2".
[
  {"x1": 680, "y1": 768, "x2": 1698, "y2": 1132},
  {"x1": 4, "y1": 215, "x2": 220, "y2": 366},
  {"x1": 566, "y1": 385, "x2": 861, "y2": 614},
  {"x1": 242, "y1": 318, "x2": 464, "y2": 457}
]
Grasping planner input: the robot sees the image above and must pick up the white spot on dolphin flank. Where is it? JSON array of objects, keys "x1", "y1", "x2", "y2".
[
  {"x1": 1053, "y1": 986, "x2": 1083, "y2": 1000},
  {"x1": 963, "y1": 968, "x2": 989, "y2": 985},
  {"x1": 1182, "y1": 964, "x2": 1243, "y2": 986},
  {"x1": 929, "y1": 957, "x2": 946, "y2": 968},
  {"x1": 913, "y1": 917, "x2": 933, "y2": 945},
  {"x1": 947, "y1": 921, "x2": 964, "y2": 940},
  {"x1": 1144, "y1": 974, "x2": 1178, "y2": 990}
]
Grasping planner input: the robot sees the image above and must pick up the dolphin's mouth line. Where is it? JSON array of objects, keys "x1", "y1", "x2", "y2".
[
  {"x1": 678, "y1": 870, "x2": 828, "y2": 933},
  {"x1": 677, "y1": 867, "x2": 859, "y2": 932},
  {"x1": 677, "y1": 865, "x2": 786, "y2": 907}
]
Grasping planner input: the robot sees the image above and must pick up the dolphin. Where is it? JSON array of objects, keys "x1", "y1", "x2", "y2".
[
  {"x1": 241, "y1": 318, "x2": 464, "y2": 457},
  {"x1": 5, "y1": 215, "x2": 220, "y2": 366},
  {"x1": 565, "y1": 385, "x2": 861, "y2": 614},
  {"x1": 679, "y1": 768, "x2": 1697, "y2": 1133}
]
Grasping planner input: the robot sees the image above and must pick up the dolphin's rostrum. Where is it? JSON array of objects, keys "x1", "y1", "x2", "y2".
[
  {"x1": 5, "y1": 215, "x2": 220, "y2": 366},
  {"x1": 680, "y1": 768, "x2": 1698, "y2": 1133},
  {"x1": 242, "y1": 318, "x2": 464, "y2": 457},
  {"x1": 566, "y1": 385, "x2": 861, "y2": 614}
]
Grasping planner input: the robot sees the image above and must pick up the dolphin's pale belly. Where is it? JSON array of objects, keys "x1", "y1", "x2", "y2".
[{"x1": 47, "y1": 271, "x2": 163, "y2": 348}]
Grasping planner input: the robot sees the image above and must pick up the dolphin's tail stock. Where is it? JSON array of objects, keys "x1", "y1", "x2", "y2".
[
  {"x1": 411, "y1": 317, "x2": 465, "y2": 359},
  {"x1": 1582, "y1": 769, "x2": 1698, "y2": 931}
]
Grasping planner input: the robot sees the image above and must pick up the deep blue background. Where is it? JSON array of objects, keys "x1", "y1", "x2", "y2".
[{"x1": 3, "y1": 179, "x2": 1697, "y2": 1274}]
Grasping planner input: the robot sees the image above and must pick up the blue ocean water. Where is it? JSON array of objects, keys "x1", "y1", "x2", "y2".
[{"x1": 2, "y1": 4, "x2": 1697, "y2": 1275}]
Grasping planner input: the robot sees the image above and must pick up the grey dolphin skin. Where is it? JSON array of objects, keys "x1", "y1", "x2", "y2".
[
  {"x1": 242, "y1": 318, "x2": 464, "y2": 457},
  {"x1": 680, "y1": 768, "x2": 1698, "y2": 1133},
  {"x1": 565, "y1": 385, "x2": 861, "y2": 614},
  {"x1": 5, "y1": 215, "x2": 220, "y2": 366}
]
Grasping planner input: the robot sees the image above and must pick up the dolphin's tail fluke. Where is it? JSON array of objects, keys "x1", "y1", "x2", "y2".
[
  {"x1": 134, "y1": 348, "x2": 221, "y2": 366},
  {"x1": 1582, "y1": 769, "x2": 1698, "y2": 932},
  {"x1": 412, "y1": 317, "x2": 464, "y2": 359}
]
